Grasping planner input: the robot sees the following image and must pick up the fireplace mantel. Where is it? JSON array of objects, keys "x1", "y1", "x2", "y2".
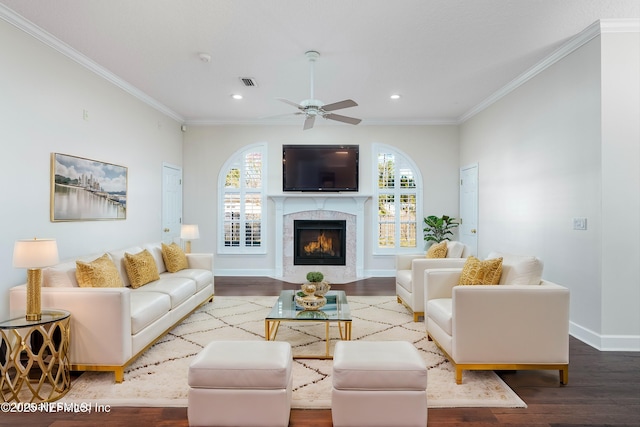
[
  {"x1": 268, "y1": 194, "x2": 372, "y2": 280},
  {"x1": 268, "y1": 194, "x2": 371, "y2": 214}
]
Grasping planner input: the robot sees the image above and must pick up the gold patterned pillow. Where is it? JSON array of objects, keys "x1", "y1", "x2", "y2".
[
  {"x1": 426, "y1": 241, "x2": 448, "y2": 258},
  {"x1": 458, "y1": 256, "x2": 503, "y2": 285},
  {"x1": 76, "y1": 254, "x2": 124, "y2": 288},
  {"x1": 161, "y1": 242, "x2": 189, "y2": 273},
  {"x1": 124, "y1": 249, "x2": 160, "y2": 289}
]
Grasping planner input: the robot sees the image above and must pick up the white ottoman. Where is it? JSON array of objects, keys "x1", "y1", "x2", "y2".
[
  {"x1": 187, "y1": 341, "x2": 293, "y2": 427},
  {"x1": 332, "y1": 341, "x2": 428, "y2": 427}
]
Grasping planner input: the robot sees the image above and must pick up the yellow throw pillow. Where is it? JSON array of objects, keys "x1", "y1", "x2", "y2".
[
  {"x1": 124, "y1": 249, "x2": 160, "y2": 289},
  {"x1": 76, "y1": 254, "x2": 124, "y2": 288},
  {"x1": 426, "y1": 241, "x2": 448, "y2": 258},
  {"x1": 458, "y1": 256, "x2": 503, "y2": 285},
  {"x1": 161, "y1": 242, "x2": 189, "y2": 273}
]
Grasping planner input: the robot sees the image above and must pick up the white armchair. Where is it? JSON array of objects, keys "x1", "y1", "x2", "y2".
[
  {"x1": 424, "y1": 252, "x2": 570, "y2": 384},
  {"x1": 395, "y1": 241, "x2": 470, "y2": 321}
]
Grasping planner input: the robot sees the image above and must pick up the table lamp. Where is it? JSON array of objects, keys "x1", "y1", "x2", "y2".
[
  {"x1": 13, "y1": 238, "x2": 60, "y2": 321},
  {"x1": 180, "y1": 224, "x2": 200, "y2": 254}
]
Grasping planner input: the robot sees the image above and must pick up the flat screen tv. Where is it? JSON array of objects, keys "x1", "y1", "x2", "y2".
[{"x1": 283, "y1": 144, "x2": 359, "y2": 192}]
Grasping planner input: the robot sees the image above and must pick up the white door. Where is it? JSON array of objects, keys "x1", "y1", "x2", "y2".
[
  {"x1": 162, "y1": 163, "x2": 182, "y2": 244},
  {"x1": 459, "y1": 163, "x2": 478, "y2": 256}
]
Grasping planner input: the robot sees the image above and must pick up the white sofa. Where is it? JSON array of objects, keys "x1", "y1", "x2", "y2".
[
  {"x1": 396, "y1": 241, "x2": 470, "y2": 321},
  {"x1": 424, "y1": 252, "x2": 570, "y2": 384},
  {"x1": 9, "y1": 242, "x2": 214, "y2": 383}
]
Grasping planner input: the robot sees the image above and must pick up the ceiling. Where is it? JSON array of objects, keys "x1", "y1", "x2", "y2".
[{"x1": 1, "y1": 0, "x2": 638, "y2": 126}]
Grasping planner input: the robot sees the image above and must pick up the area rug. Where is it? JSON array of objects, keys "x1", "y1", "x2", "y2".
[{"x1": 61, "y1": 295, "x2": 526, "y2": 409}]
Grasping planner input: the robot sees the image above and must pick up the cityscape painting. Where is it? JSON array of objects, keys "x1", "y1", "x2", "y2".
[{"x1": 51, "y1": 153, "x2": 127, "y2": 221}]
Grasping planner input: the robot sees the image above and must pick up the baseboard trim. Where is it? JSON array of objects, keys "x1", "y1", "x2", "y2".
[
  {"x1": 215, "y1": 269, "x2": 275, "y2": 277},
  {"x1": 570, "y1": 321, "x2": 640, "y2": 351}
]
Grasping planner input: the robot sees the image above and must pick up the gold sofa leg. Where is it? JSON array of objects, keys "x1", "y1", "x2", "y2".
[
  {"x1": 560, "y1": 366, "x2": 569, "y2": 385},
  {"x1": 114, "y1": 367, "x2": 124, "y2": 383},
  {"x1": 456, "y1": 367, "x2": 463, "y2": 385}
]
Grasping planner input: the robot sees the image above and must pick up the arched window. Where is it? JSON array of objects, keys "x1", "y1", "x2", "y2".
[
  {"x1": 372, "y1": 143, "x2": 423, "y2": 254},
  {"x1": 218, "y1": 143, "x2": 267, "y2": 254}
]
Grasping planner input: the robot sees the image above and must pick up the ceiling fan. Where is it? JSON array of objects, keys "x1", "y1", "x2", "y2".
[{"x1": 276, "y1": 51, "x2": 361, "y2": 130}]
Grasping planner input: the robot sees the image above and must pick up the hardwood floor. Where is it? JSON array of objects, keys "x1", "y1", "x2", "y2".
[{"x1": 5, "y1": 276, "x2": 639, "y2": 427}]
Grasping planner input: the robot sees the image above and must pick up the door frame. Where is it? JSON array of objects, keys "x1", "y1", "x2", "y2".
[
  {"x1": 459, "y1": 163, "x2": 478, "y2": 256},
  {"x1": 162, "y1": 162, "x2": 183, "y2": 244}
]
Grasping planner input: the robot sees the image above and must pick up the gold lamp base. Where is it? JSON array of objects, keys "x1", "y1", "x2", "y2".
[
  {"x1": 185, "y1": 240, "x2": 192, "y2": 254},
  {"x1": 26, "y1": 268, "x2": 42, "y2": 321}
]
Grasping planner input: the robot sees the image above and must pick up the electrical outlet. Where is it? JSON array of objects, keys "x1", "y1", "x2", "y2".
[
  {"x1": 82, "y1": 109, "x2": 89, "y2": 121},
  {"x1": 573, "y1": 217, "x2": 587, "y2": 230}
]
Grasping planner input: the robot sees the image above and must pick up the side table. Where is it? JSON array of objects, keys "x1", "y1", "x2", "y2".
[{"x1": 0, "y1": 310, "x2": 71, "y2": 402}]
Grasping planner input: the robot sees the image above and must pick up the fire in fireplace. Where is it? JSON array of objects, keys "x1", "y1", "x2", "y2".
[{"x1": 294, "y1": 220, "x2": 346, "y2": 266}]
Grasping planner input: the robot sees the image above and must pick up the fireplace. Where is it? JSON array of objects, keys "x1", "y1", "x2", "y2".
[{"x1": 294, "y1": 220, "x2": 346, "y2": 266}]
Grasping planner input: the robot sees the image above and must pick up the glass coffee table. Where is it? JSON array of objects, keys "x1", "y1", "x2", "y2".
[{"x1": 265, "y1": 290, "x2": 352, "y2": 359}]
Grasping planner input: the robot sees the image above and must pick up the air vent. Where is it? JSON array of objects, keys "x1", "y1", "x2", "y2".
[{"x1": 240, "y1": 77, "x2": 258, "y2": 87}]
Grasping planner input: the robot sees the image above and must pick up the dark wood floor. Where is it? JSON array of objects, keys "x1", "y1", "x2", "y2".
[{"x1": 5, "y1": 276, "x2": 639, "y2": 427}]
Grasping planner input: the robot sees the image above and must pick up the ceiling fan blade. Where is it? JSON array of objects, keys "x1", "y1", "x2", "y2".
[
  {"x1": 303, "y1": 115, "x2": 316, "y2": 130},
  {"x1": 324, "y1": 113, "x2": 362, "y2": 125},
  {"x1": 259, "y1": 112, "x2": 303, "y2": 120},
  {"x1": 322, "y1": 99, "x2": 358, "y2": 112},
  {"x1": 276, "y1": 98, "x2": 304, "y2": 110}
]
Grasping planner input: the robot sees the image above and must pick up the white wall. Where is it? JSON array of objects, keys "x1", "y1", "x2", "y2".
[
  {"x1": 459, "y1": 32, "x2": 640, "y2": 350},
  {"x1": 600, "y1": 31, "x2": 640, "y2": 344},
  {"x1": 0, "y1": 19, "x2": 184, "y2": 318},
  {"x1": 182, "y1": 124, "x2": 459, "y2": 277}
]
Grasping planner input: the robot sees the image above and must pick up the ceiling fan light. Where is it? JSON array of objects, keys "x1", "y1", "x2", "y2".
[{"x1": 231, "y1": 94, "x2": 243, "y2": 100}]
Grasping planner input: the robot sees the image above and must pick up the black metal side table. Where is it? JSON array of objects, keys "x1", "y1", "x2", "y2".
[{"x1": 0, "y1": 310, "x2": 71, "y2": 402}]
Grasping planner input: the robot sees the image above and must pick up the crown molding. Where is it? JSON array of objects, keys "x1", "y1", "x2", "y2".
[
  {"x1": 184, "y1": 118, "x2": 458, "y2": 127},
  {"x1": 0, "y1": 4, "x2": 184, "y2": 123},
  {"x1": 457, "y1": 18, "x2": 639, "y2": 124},
  {"x1": 600, "y1": 18, "x2": 640, "y2": 33}
]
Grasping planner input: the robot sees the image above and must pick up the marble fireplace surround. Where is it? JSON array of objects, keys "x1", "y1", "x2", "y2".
[{"x1": 269, "y1": 194, "x2": 371, "y2": 283}]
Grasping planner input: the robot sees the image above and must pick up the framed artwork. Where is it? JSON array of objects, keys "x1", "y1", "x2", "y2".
[{"x1": 51, "y1": 153, "x2": 127, "y2": 221}]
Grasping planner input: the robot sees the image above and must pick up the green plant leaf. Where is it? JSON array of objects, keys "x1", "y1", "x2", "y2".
[{"x1": 423, "y1": 214, "x2": 459, "y2": 243}]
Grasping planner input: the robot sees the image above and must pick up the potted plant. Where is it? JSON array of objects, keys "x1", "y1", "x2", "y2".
[
  {"x1": 306, "y1": 271, "x2": 324, "y2": 283},
  {"x1": 423, "y1": 215, "x2": 459, "y2": 245},
  {"x1": 306, "y1": 271, "x2": 330, "y2": 296}
]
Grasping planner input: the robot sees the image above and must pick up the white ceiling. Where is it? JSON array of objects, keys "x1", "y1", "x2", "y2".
[{"x1": 1, "y1": 0, "x2": 638, "y2": 126}]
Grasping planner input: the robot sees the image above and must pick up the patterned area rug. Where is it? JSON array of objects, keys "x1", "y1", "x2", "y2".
[{"x1": 62, "y1": 295, "x2": 526, "y2": 409}]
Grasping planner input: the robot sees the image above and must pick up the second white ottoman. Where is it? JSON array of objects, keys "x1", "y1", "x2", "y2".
[
  {"x1": 187, "y1": 340, "x2": 293, "y2": 427},
  {"x1": 331, "y1": 341, "x2": 428, "y2": 427}
]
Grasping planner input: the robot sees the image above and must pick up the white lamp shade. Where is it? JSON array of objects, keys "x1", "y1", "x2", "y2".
[
  {"x1": 13, "y1": 238, "x2": 60, "y2": 268},
  {"x1": 180, "y1": 224, "x2": 200, "y2": 240}
]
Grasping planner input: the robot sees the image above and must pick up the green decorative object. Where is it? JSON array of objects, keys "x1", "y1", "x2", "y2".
[
  {"x1": 304, "y1": 271, "x2": 330, "y2": 296},
  {"x1": 306, "y1": 271, "x2": 324, "y2": 283},
  {"x1": 423, "y1": 215, "x2": 459, "y2": 244}
]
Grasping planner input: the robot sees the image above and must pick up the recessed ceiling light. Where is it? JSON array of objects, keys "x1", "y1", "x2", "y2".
[
  {"x1": 198, "y1": 52, "x2": 211, "y2": 63},
  {"x1": 390, "y1": 94, "x2": 401, "y2": 100},
  {"x1": 231, "y1": 94, "x2": 243, "y2": 100}
]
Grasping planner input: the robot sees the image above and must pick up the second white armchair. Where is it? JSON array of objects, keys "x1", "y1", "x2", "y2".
[{"x1": 396, "y1": 241, "x2": 470, "y2": 321}]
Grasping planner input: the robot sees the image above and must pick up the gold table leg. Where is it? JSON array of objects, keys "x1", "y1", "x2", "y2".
[
  {"x1": 338, "y1": 321, "x2": 352, "y2": 341},
  {"x1": 264, "y1": 319, "x2": 352, "y2": 359},
  {"x1": 325, "y1": 322, "x2": 330, "y2": 357},
  {"x1": 265, "y1": 320, "x2": 281, "y2": 341}
]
